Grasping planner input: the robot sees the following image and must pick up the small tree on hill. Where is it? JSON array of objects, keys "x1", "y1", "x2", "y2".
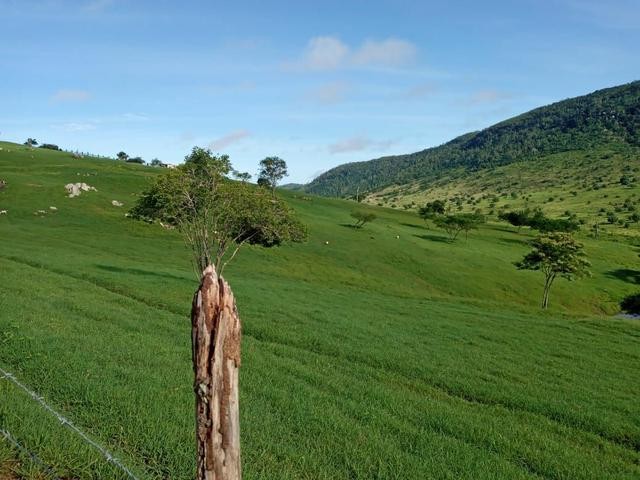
[
  {"x1": 498, "y1": 209, "x2": 530, "y2": 232},
  {"x1": 350, "y1": 210, "x2": 376, "y2": 229},
  {"x1": 258, "y1": 156, "x2": 288, "y2": 196},
  {"x1": 516, "y1": 233, "x2": 590, "y2": 309},
  {"x1": 24, "y1": 138, "x2": 38, "y2": 148},
  {"x1": 419, "y1": 200, "x2": 445, "y2": 222},
  {"x1": 232, "y1": 170, "x2": 252, "y2": 183},
  {"x1": 434, "y1": 213, "x2": 485, "y2": 241},
  {"x1": 117, "y1": 151, "x2": 128, "y2": 162}
]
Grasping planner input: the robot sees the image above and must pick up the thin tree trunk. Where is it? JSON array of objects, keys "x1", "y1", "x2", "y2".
[{"x1": 191, "y1": 265, "x2": 242, "y2": 480}]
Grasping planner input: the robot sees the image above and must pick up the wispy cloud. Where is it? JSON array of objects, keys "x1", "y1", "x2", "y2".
[
  {"x1": 53, "y1": 122, "x2": 97, "y2": 132},
  {"x1": 293, "y1": 36, "x2": 418, "y2": 71},
  {"x1": 307, "y1": 81, "x2": 349, "y2": 105},
  {"x1": 328, "y1": 135, "x2": 397, "y2": 154},
  {"x1": 51, "y1": 89, "x2": 91, "y2": 103},
  {"x1": 84, "y1": 0, "x2": 114, "y2": 12},
  {"x1": 121, "y1": 112, "x2": 149, "y2": 121},
  {"x1": 565, "y1": 0, "x2": 640, "y2": 29},
  {"x1": 209, "y1": 130, "x2": 251, "y2": 151},
  {"x1": 401, "y1": 82, "x2": 436, "y2": 99}
]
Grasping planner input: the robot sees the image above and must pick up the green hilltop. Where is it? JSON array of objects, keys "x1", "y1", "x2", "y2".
[
  {"x1": 306, "y1": 81, "x2": 640, "y2": 204},
  {"x1": 0, "y1": 141, "x2": 639, "y2": 479}
]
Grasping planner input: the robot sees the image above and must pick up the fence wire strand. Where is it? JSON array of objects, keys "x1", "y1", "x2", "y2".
[
  {"x1": 0, "y1": 428, "x2": 63, "y2": 480},
  {"x1": 0, "y1": 367, "x2": 139, "y2": 480}
]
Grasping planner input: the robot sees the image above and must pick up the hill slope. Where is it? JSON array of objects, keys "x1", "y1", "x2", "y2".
[
  {"x1": 0, "y1": 143, "x2": 639, "y2": 479},
  {"x1": 306, "y1": 81, "x2": 640, "y2": 197}
]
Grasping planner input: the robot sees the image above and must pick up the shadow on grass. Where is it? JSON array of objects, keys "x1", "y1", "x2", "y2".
[
  {"x1": 498, "y1": 237, "x2": 530, "y2": 246},
  {"x1": 339, "y1": 223, "x2": 365, "y2": 230},
  {"x1": 95, "y1": 264, "x2": 190, "y2": 282},
  {"x1": 400, "y1": 222, "x2": 429, "y2": 230},
  {"x1": 605, "y1": 269, "x2": 640, "y2": 285},
  {"x1": 414, "y1": 234, "x2": 451, "y2": 243}
]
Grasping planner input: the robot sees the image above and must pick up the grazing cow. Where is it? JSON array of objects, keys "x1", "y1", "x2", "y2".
[
  {"x1": 0, "y1": 210, "x2": 7, "y2": 215},
  {"x1": 0, "y1": 180, "x2": 6, "y2": 190}
]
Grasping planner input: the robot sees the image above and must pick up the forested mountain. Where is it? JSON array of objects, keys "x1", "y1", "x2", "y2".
[{"x1": 306, "y1": 81, "x2": 640, "y2": 197}]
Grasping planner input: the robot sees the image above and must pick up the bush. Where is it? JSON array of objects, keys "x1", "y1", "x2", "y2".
[
  {"x1": 620, "y1": 293, "x2": 640, "y2": 314},
  {"x1": 39, "y1": 144, "x2": 60, "y2": 151}
]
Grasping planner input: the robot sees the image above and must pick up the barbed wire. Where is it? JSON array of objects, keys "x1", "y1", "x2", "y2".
[
  {"x1": 0, "y1": 428, "x2": 63, "y2": 480},
  {"x1": 0, "y1": 367, "x2": 140, "y2": 480}
]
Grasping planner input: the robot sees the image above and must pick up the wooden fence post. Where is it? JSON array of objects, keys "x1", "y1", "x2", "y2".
[{"x1": 191, "y1": 265, "x2": 242, "y2": 480}]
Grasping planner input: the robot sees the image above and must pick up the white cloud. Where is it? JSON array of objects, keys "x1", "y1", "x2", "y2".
[
  {"x1": 307, "y1": 81, "x2": 349, "y2": 105},
  {"x1": 209, "y1": 130, "x2": 251, "y2": 151},
  {"x1": 352, "y1": 38, "x2": 417, "y2": 67},
  {"x1": 328, "y1": 135, "x2": 397, "y2": 154},
  {"x1": 303, "y1": 36, "x2": 350, "y2": 70},
  {"x1": 296, "y1": 36, "x2": 418, "y2": 71},
  {"x1": 51, "y1": 89, "x2": 91, "y2": 102},
  {"x1": 121, "y1": 112, "x2": 149, "y2": 121}
]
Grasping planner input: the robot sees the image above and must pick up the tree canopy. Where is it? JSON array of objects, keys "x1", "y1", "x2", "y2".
[
  {"x1": 129, "y1": 147, "x2": 307, "y2": 274},
  {"x1": 418, "y1": 200, "x2": 446, "y2": 220},
  {"x1": 350, "y1": 210, "x2": 377, "y2": 229},
  {"x1": 258, "y1": 157, "x2": 288, "y2": 194},
  {"x1": 433, "y1": 213, "x2": 485, "y2": 241}
]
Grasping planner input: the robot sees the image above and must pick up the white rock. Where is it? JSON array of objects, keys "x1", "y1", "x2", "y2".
[
  {"x1": 325, "y1": 241, "x2": 329, "y2": 245},
  {"x1": 49, "y1": 206, "x2": 57, "y2": 211},
  {"x1": 65, "y1": 182, "x2": 96, "y2": 197},
  {"x1": 111, "y1": 200, "x2": 124, "y2": 207}
]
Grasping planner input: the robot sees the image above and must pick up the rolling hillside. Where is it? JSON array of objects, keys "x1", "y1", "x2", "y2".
[
  {"x1": 0, "y1": 142, "x2": 639, "y2": 479},
  {"x1": 306, "y1": 81, "x2": 640, "y2": 202}
]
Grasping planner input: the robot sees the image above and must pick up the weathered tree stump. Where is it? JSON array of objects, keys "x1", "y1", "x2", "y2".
[{"x1": 191, "y1": 265, "x2": 241, "y2": 480}]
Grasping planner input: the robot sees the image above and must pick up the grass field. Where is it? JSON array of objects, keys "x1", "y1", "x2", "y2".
[{"x1": 1, "y1": 142, "x2": 639, "y2": 479}]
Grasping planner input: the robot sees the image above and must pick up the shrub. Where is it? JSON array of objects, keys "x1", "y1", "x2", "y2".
[{"x1": 620, "y1": 293, "x2": 640, "y2": 315}]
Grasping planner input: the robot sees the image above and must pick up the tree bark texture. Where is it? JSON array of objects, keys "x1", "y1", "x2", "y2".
[{"x1": 191, "y1": 264, "x2": 242, "y2": 480}]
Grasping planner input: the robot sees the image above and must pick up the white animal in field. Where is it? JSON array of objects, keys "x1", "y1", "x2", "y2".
[
  {"x1": 0, "y1": 210, "x2": 7, "y2": 215},
  {"x1": 49, "y1": 206, "x2": 57, "y2": 211},
  {"x1": 111, "y1": 200, "x2": 124, "y2": 207}
]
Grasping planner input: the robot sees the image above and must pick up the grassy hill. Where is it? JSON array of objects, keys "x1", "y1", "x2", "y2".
[
  {"x1": 306, "y1": 81, "x2": 640, "y2": 205},
  {"x1": 1, "y1": 142, "x2": 639, "y2": 479}
]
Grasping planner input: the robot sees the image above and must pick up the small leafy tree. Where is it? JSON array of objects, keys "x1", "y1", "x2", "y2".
[
  {"x1": 150, "y1": 158, "x2": 165, "y2": 167},
  {"x1": 434, "y1": 213, "x2": 484, "y2": 241},
  {"x1": 130, "y1": 147, "x2": 307, "y2": 274},
  {"x1": 117, "y1": 151, "x2": 129, "y2": 162},
  {"x1": 24, "y1": 138, "x2": 38, "y2": 148},
  {"x1": 127, "y1": 156, "x2": 145, "y2": 164},
  {"x1": 232, "y1": 170, "x2": 252, "y2": 183},
  {"x1": 350, "y1": 210, "x2": 376, "y2": 229},
  {"x1": 516, "y1": 233, "x2": 590, "y2": 309},
  {"x1": 258, "y1": 156, "x2": 288, "y2": 196},
  {"x1": 418, "y1": 200, "x2": 445, "y2": 222},
  {"x1": 498, "y1": 209, "x2": 530, "y2": 232}
]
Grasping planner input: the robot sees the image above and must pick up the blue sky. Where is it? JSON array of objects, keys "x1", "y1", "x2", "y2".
[{"x1": 1, "y1": 0, "x2": 638, "y2": 183}]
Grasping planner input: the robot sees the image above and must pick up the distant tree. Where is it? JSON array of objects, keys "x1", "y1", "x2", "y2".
[
  {"x1": 117, "y1": 151, "x2": 129, "y2": 162},
  {"x1": 150, "y1": 158, "x2": 164, "y2": 167},
  {"x1": 127, "y1": 156, "x2": 145, "y2": 165},
  {"x1": 232, "y1": 170, "x2": 252, "y2": 183},
  {"x1": 39, "y1": 143, "x2": 60, "y2": 151},
  {"x1": 620, "y1": 292, "x2": 640, "y2": 314},
  {"x1": 258, "y1": 156, "x2": 288, "y2": 196},
  {"x1": 591, "y1": 222, "x2": 601, "y2": 239},
  {"x1": 498, "y1": 209, "x2": 530, "y2": 232},
  {"x1": 516, "y1": 233, "x2": 590, "y2": 309},
  {"x1": 350, "y1": 210, "x2": 377, "y2": 229},
  {"x1": 418, "y1": 200, "x2": 446, "y2": 222},
  {"x1": 433, "y1": 213, "x2": 485, "y2": 241},
  {"x1": 24, "y1": 138, "x2": 38, "y2": 148}
]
